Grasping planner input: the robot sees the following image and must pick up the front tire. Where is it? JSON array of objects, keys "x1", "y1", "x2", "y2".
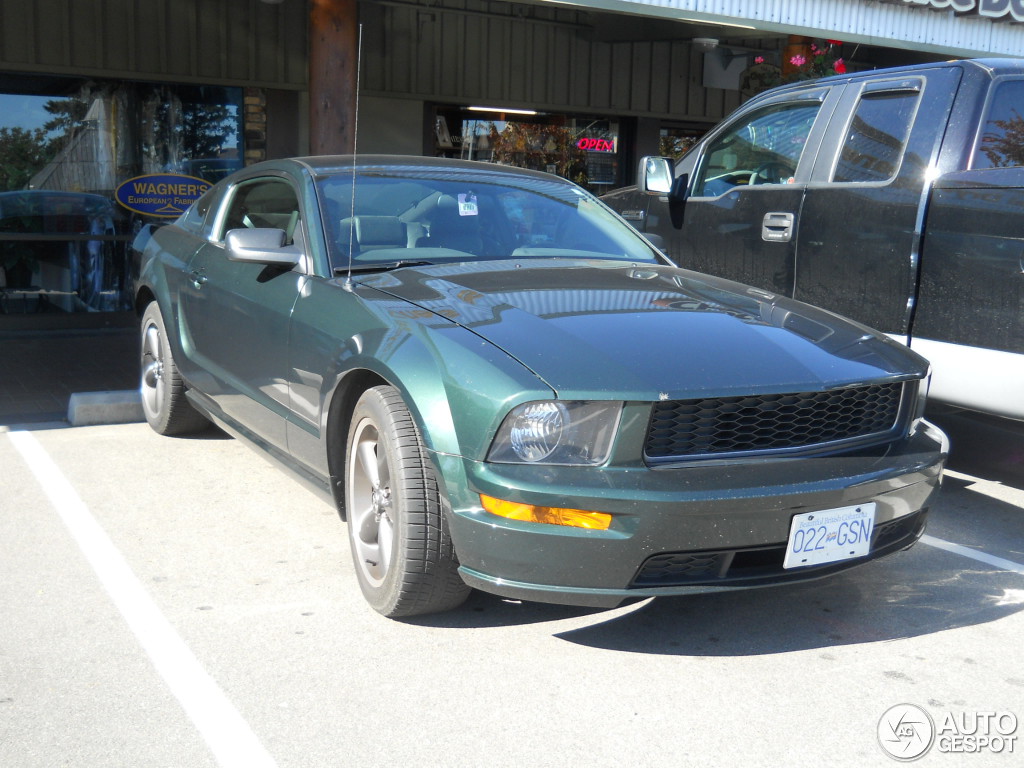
[
  {"x1": 140, "y1": 302, "x2": 209, "y2": 435},
  {"x1": 345, "y1": 386, "x2": 470, "y2": 617}
]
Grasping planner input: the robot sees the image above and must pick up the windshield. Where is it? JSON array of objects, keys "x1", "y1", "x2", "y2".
[{"x1": 314, "y1": 168, "x2": 662, "y2": 272}]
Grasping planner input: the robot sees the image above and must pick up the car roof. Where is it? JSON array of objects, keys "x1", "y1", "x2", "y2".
[
  {"x1": 735, "y1": 57, "x2": 1024, "y2": 112},
  {"x1": 833, "y1": 57, "x2": 1024, "y2": 81}
]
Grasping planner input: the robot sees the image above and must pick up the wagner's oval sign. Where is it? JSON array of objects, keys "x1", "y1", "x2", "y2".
[{"x1": 115, "y1": 173, "x2": 212, "y2": 218}]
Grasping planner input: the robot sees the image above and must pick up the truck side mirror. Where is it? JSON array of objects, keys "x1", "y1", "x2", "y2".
[
  {"x1": 638, "y1": 156, "x2": 688, "y2": 229},
  {"x1": 639, "y1": 156, "x2": 675, "y2": 195}
]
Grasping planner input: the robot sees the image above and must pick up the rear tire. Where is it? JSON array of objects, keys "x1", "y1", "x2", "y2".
[
  {"x1": 140, "y1": 302, "x2": 209, "y2": 435},
  {"x1": 345, "y1": 385, "x2": 470, "y2": 617}
]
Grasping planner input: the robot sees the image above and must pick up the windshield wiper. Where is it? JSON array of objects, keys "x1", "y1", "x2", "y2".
[{"x1": 334, "y1": 260, "x2": 435, "y2": 275}]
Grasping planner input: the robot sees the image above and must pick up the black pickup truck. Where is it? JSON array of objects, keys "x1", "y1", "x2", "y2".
[{"x1": 604, "y1": 58, "x2": 1024, "y2": 421}]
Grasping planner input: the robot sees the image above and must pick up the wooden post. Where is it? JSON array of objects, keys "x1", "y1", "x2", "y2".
[
  {"x1": 309, "y1": 0, "x2": 358, "y2": 155},
  {"x1": 782, "y1": 35, "x2": 812, "y2": 76}
]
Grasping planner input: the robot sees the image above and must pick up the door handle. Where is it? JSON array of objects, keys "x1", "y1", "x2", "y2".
[
  {"x1": 190, "y1": 270, "x2": 208, "y2": 289},
  {"x1": 762, "y1": 212, "x2": 795, "y2": 243}
]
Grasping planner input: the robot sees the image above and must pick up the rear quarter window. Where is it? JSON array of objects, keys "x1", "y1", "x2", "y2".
[
  {"x1": 833, "y1": 89, "x2": 919, "y2": 183},
  {"x1": 974, "y1": 79, "x2": 1024, "y2": 169},
  {"x1": 179, "y1": 184, "x2": 224, "y2": 238}
]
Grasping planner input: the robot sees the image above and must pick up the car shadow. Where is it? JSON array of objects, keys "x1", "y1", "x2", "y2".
[
  {"x1": 551, "y1": 545, "x2": 1024, "y2": 655},
  {"x1": 180, "y1": 424, "x2": 232, "y2": 440},
  {"x1": 403, "y1": 590, "x2": 613, "y2": 629},
  {"x1": 928, "y1": 472, "x2": 1024, "y2": 562},
  {"x1": 407, "y1": 541, "x2": 1024, "y2": 652},
  {"x1": 928, "y1": 407, "x2": 1024, "y2": 490}
]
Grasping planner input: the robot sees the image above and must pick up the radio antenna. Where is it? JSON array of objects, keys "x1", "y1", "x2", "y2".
[{"x1": 344, "y1": 23, "x2": 364, "y2": 290}]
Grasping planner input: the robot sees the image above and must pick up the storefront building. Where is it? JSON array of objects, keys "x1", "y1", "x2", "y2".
[{"x1": 1, "y1": 0, "x2": 1023, "y2": 335}]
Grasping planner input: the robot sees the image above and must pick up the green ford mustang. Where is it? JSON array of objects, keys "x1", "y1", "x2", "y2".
[{"x1": 135, "y1": 156, "x2": 947, "y2": 618}]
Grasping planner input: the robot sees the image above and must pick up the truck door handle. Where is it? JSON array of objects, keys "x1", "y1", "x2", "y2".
[
  {"x1": 762, "y1": 212, "x2": 795, "y2": 243},
  {"x1": 190, "y1": 270, "x2": 208, "y2": 289}
]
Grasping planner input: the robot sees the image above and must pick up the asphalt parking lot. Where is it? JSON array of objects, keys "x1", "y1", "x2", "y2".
[{"x1": 1, "y1": 410, "x2": 1022, "y2": 767}]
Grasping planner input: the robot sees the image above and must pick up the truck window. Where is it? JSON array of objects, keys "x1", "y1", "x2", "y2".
[
  {"x1": 691, "y1": 102, "x2": 820, "y2": 197},
  {"x1": 833, "y1": 90, "x2": 919, "y2": 183},
  {"x1": 974, "y1": 80, "x2": 1024, "y2": 169}
]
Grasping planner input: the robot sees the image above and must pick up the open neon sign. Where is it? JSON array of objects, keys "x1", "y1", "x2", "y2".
[{"x1": 577, "y1": 137, "x2": 617, "y2": 153}]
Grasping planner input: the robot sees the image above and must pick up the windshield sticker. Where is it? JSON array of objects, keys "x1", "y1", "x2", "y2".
[{"x1": 458, "y1": 193, "x2": 479, "y2": 217}]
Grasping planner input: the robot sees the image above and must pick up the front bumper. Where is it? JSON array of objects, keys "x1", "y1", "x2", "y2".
[{"x1": 436, "y1": 420, "x2": 946, "y2": 608}]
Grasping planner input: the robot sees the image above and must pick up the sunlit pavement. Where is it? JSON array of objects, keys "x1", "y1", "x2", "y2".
[{"x1": 1, "y1": 412, "x2": 1021, "y2": 767}]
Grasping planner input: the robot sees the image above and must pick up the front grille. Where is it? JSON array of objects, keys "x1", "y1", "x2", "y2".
[
  {"x1": 631, "y1": 510, "x2": 927, "y2": 587},
  {"x1": 645, "y1": 381, "x2": 907, "y2": 462}
]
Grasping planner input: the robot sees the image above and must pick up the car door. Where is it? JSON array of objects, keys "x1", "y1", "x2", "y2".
[
  {"x1": 178, "y1": 174, "x2": 307, "y2": 450},
  {"x1": 794, "y1": 67, "x2": 961, "y2": 336},
  {"x1": 648, "y1": 85, "x2": 843, "y2": 296}
]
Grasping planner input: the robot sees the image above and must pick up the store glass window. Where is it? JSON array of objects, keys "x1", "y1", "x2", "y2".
[
  {"x1": 659, "y1": 126, "x2": 706, "y2": 160},
  {"x1": 433, "y1": 107, "x2": 621, "y2": 192},
  {"x1": 974, "y1": 79, "x2": 1024, "y2": 170},
  {"x1": 833, "y1": 89, "x2": 919, "y2": 183},
  {"x1": 0, "y1": 75, "x2": 242, "y2": 321}
]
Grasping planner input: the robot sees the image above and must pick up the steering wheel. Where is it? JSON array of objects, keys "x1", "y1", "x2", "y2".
[{"x1": 749, "y1": 161, "x2": 794, "y2": 185}]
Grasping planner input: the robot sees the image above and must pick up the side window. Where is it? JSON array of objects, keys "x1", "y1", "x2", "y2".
[
  {"x1": 220, "y1": 178, "x2": 301, "y2": 243},
  {"x1": 179, "y1": 185, "x2": 224, "y2": 238},
  {"x1": 974, "y1": 80, "x2": 1024, "y2": 169},
  {"x1": 833, "y1": 89, "x2": 919, "y2": 183},
  {"x1": 178, "y1": 199, "x2": 205, "y2": 234},
  {"x1": 692, "y1": 102, "x2": 821, "y2": 197}
]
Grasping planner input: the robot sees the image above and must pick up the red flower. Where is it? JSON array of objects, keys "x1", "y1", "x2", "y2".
[{"x1": 834, "y1": 58, "x2": 847, "y2": 74}]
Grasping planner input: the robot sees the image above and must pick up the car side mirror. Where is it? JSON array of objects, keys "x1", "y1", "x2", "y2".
[{"x1": 225, "y1": 228, "x2": 302, "y2": 268}]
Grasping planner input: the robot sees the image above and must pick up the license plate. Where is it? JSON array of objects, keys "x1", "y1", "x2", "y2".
[{"x1": 783, "y1": 503, "x2": 876, "y2": 569}]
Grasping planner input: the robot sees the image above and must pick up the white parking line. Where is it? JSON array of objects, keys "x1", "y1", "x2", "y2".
[
  {"x1": 921, "y1": 534, "x2": 1024, "y2": 576},
  {"x1": 7, "y1": 430, "x2": 278, "y2": 768}
]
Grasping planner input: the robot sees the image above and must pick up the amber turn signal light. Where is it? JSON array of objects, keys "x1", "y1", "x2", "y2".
[{"x1": 480, "y1": 494, "x2": 613, "y2": 530}]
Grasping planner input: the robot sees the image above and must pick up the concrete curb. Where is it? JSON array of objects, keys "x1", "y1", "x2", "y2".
[{"x1": 68, "y1": 390, "x2": 144, "y2": 427}]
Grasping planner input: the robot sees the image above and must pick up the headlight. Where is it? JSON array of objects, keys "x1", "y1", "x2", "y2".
[{"x1": 487, "y1": 400, "x2": 622, "y2": 465}]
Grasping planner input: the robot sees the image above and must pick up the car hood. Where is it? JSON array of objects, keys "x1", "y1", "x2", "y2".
[{"x1": 357, "y1": 259, "x2": 926, "y2": 399}]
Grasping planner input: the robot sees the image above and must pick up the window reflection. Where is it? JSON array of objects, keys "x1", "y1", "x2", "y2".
[
  {"x1": 692, "y1": 103, "x2": 819, "y2": 196},
  {"x1": 975, "y1": 80, "x2": 1024, "y2": 170},
  {"x1": 0, "y1": 77, "x2": 242, "y2": 319},
  {"x1": 834, "y1": 90, "x2": 918, "y2": 183}
]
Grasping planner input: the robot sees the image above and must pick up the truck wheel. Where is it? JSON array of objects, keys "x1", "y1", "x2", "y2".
[
  {"x1": 345, "y1": 385, "x2": 470, "y2": 617},
  {"x1": 140, "y1": 303, "x2": 208, "y2": 435}
]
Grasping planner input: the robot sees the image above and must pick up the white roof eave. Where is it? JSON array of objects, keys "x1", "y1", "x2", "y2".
[{"x1": 532, "y1": 0, "x2": 1024, "y2": 59}]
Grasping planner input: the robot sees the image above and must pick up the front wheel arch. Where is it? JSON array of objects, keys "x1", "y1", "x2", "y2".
[{"x1": 325, "y1": 369, "x2": 389, "y2": 521}]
